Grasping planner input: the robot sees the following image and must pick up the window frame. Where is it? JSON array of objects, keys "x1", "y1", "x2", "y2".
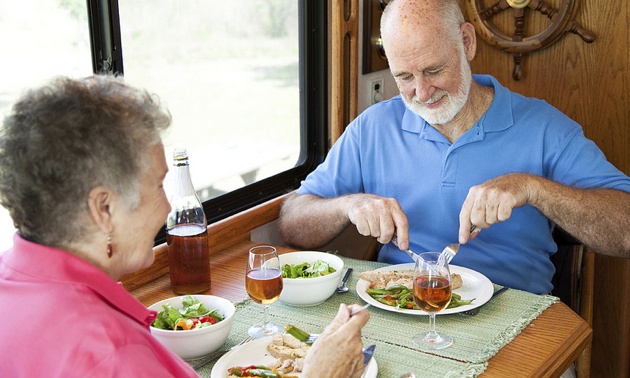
[{"x1": 87, "y1": 0, "x2": 328, "y2": 244}]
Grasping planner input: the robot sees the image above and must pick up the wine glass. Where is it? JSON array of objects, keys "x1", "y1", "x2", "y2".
[
  {"x1": 412, "y1": 252, "x2": 453, "y2": 350},
  {"x1": 245, "y1": 245, "x2": 284, "y2": 338}
]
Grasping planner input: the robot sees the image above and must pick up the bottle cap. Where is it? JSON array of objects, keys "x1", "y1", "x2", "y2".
[{"x1": 173, "y1": 148, "x2": 189, "y2": 161}]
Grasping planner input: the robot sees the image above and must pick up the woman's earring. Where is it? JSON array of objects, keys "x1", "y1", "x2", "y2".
[{"x1": 107, "y1": 235, "x2": 113, "y2": 258}]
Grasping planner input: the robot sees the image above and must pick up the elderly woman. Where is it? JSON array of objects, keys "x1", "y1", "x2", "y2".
[{"x1": 0, "y1": 75, "x2": 369, "y2": 377}]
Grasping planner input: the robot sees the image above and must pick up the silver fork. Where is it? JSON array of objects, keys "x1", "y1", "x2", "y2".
[
  {"x1": 306, "y1": 333, "x2": 319, "y2": 344},
  {"x1": 438, "y1": 225, "x2": 480, "y2": 265},
  {"x1": 393, "y1": 226, "x2": 479, "y2": 263},
  {"x1": 191, "y1": 335, "x2": 254, "y2": 370}
]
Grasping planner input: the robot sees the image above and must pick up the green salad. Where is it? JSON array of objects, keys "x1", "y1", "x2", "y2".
[
  {"x1": 281, "y1": 259, "x2": 337, "y2": 278},
  {"x1": 152, "y1": 295, "x2": 224, "y2": 331}
]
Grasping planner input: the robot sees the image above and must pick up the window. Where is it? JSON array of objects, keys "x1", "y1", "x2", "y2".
[
  {"x1": 0, "y1": 0, "x2": 327, "y2": 249},
  {"x1": 0, "y1": 0, "x2": 92, "y2": 251},
  {"x1": 117, "y1": 1, "x2": 302, "y2": 200}
]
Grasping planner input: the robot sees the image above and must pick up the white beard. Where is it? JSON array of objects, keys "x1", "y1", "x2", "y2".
[{"x1": 403, "y1": 49, "x2": 472, "y2": 125}]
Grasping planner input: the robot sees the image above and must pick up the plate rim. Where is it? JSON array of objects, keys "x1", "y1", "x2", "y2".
[{"x1": 355, "y1": 263, "x2": 494, "y2": 315}]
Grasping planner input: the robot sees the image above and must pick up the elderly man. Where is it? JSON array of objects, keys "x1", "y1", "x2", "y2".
[{"x1": 278, "y1": 0, "x2": 630, "y2": 295}]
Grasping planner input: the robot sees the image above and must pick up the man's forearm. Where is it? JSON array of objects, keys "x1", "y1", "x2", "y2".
[
  {"x1": 279, "y1": 193, "x2": 352, "y2": 248},
  {"x1": 530, "y1": 178, "x2": 630, "y2": 257}
]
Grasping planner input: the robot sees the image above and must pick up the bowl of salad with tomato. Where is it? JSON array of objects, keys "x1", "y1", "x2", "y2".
[
  {"x1": 278, "y1": 251, "x2": 344, "y2": 307},
  {"x1": 148, "y1": 295, "x2": 235, "y2": 359}
]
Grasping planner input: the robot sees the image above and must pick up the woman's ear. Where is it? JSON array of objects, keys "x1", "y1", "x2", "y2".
[
  {"x1": 87, "y1": 186, "x2": 115, "y2": 235},
  {"x1": 461, "y1": 22, "x2": 477, "y2": 61}
]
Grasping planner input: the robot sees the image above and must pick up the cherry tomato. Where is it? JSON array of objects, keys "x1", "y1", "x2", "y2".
[{"x1": 198, "y1": 315, "x2": 217, "y2": 324}]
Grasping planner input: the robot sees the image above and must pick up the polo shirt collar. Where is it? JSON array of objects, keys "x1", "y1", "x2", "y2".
[
  {"x1": 473, "y1": 74, "x2": 514, "y2": 134},
  {"x1": 4, "y1": 233, "x2": 157, "y2": 326},
  {"x1": 401, "y1": 74, "x2": 515, "y2": 143}
]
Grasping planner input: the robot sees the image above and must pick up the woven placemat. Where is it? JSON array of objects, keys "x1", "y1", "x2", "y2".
[{"x1": 191, "y1": 255, "x2": 558, "y2": 378}]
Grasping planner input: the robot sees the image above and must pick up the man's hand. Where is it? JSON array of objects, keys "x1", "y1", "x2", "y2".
[
  {"x1": 346, "y1": 194, "x2": 410, "y2": 249},
  {"x1": 459, "y1": 173, "x2": 534, "y2": 243}
]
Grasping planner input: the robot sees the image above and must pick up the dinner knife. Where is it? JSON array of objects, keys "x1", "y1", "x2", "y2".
[
  {"x1": 392, "y1": 225, "x2": 480, "y2": 264},
  {"x1": 363, "y1": 344, "x2": 376, "y2": 367},
  {"x1": 462, "y1": 286, "x2": 509, "y2": 316},
  {"x1": 390, "y1": 235, "x2": 418, "y2": 262}
]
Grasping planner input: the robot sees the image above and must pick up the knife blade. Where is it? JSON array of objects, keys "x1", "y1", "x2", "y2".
[
  {"x1": 390, "y1": 235, "x2": 418, "y2": 263},
  {"x1": 362, "y1": 344, "x2": 376, "y2": 366},
  {"x1": 462, "y1": 286, "x2": 509, "y2": 315}
]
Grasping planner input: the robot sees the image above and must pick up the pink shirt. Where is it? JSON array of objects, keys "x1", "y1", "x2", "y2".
[{"x1": 0, "y1": 234, "x2": 199, "y2": 377}]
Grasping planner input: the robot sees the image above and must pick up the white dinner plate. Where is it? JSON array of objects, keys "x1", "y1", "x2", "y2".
[
  {"x1": 211, "y1": 336, "x2": 378, "y2": 378},
  {"x1": 356, "y1": 263, "x2": 494, "y2": 315}
]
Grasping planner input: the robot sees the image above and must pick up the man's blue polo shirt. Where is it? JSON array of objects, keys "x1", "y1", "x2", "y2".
[{"x1": 296, "y1": 74, "x2": 630, "y2": 294}]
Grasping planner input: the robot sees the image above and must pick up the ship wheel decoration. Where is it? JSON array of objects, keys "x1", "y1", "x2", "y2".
[{"x1": 465, "y1": 0, "x2": 595, "y2": 80}]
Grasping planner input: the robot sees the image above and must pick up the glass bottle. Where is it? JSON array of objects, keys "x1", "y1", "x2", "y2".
[{"x1": 165, "y1": 148, "x2": 211, "y2": 294}]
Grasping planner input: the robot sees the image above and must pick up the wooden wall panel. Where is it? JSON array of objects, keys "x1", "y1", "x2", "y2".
[
  {"x1": 457, "y1": 1, "x2": 630, "y2": 376},
  {"x1": 330, "y1": 0, "x2": 359, "y2": 143},
  {"x1": 460, "y1": 0, "x2": 629, "y2": 174}
]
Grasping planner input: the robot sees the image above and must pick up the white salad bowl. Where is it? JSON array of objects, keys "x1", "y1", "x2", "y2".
[
  {"x1": 148, "y1": 295, "x2": 236, "y2": 359},
  {"x1": 278, "y1": 251, "x2": 344, "y2": 307}
]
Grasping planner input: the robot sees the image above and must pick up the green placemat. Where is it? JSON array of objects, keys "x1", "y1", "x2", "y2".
[{"x1": 191, "y1": 255, "x2": 558, "y2": 378}]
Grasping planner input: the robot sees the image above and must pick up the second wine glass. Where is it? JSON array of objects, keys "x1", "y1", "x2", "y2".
[
  {"x1": 245, "y1": 245, "x2": 284, "y2": 338},
  {"x1": 412, "y1": 251, "x2": 453, "y2": 350}
]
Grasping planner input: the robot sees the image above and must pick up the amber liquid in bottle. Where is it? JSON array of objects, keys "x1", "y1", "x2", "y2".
[
  {"x1": 166, "y1": 148, "x2": 211, "y2": 294},
  {"x1": 167, "y1": 225, "x2": 211, "y2": 294}
]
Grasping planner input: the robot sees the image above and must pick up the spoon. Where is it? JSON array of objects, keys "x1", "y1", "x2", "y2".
[{"x1": 336, "y1": 268, "x2": 353, "y2": 293}]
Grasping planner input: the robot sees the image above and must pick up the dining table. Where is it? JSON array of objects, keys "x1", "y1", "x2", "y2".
[{"x1": 128, "y1": 240, "x2": 592, "y2": 378}]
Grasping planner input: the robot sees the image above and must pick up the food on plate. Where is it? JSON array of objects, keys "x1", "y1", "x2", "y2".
[
  {"x1": 360, "y1": 269, "x2": 474, "y2": 310},
  {"x1": 284, "y1": 324, "x2": 310, "y2": 343},
  {"x1": 360, "y1": 269, "x2": 463, "y2": 290},
  {"x1": 151, "y1": 295, "x2": 224, "y2": 330},
  {"x1": 226, "y1": 365, "x2": 297, "y2": 377},
  {"x1": 366, "y1": 285, "x2": 474, "y2": 310},
  {"x1": 266, "y1": 333, "x2": 311, "y2": 373},
  {"x1": 224, "y1": 327, "x2": 313, "y2": 377},
  {"x1": 281, "y1": 259, "x2": 337, "y2": 278}
]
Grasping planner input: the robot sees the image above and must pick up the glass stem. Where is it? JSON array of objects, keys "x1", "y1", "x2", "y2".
[
  {"x1": 427, "y1": 313, "x2": 437, "y2": 339},
  {"x1": 262, "y1": 304, "x2": 269, "y2": 328}
]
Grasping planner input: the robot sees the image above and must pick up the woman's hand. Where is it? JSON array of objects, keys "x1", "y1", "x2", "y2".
[{"x1": 301, "y1": 303, "x2": 370, "y2": 378}]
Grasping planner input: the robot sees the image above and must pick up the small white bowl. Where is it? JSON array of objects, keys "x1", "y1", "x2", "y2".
[
  {"x1": 278, "y1": 251, "x2": 344, "y2": 307},
  {"x1": 148, "y1": 295, "x2": 236, "y2": 359}
]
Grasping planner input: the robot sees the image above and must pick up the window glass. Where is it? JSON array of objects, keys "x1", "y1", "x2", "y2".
[
  {"x1": 117, "y1": 0, "x2": 301, "y2": 202},
  {"x1": 0, "y1": 0, "x2": 92, "y2": 251}
]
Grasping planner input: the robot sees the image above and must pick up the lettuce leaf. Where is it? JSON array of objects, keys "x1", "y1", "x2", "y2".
[
  {"x1": 281, "y1": 259, "x2": 336, "y2": 278},
  {"x1": 152, "y1": 295, "x2": 224, "y2": 330}
]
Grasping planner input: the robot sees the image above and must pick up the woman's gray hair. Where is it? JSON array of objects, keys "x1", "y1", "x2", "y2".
[{"x1": 0, "y1": 75, "x2": 171, "y2": 246}]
